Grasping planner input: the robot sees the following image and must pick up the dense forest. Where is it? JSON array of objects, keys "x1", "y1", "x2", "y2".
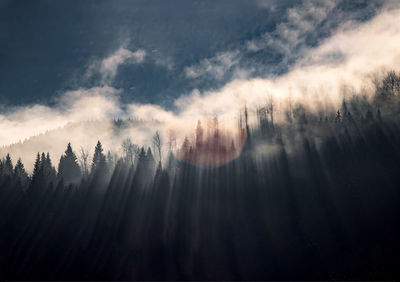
[{"x1": 1, "y1": 71, "x2": 400, "y2": 280}]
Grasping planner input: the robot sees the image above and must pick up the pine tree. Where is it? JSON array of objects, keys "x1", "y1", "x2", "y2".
[
  {"x1": 58, "y1": 143, "x2": 82, "y2": 184},
  {"x1": 92, "y1": 141, "x2": 106, "y2": 172},
  {"x1": 138, "y1": 147, "x2": 146, "y2": 160},
  {"x1": 146, "y1": 147, "x2": 155, "y2": 169},
  {"x1": 29, "y1": 152, "x2": 54, "y2": 194},
  {"x1": 14, "y1": 158, "x2": 29, "y2": 186},
  {"x1": 181, "y1": 137, "x2": 190, "y2": 153},
  {"x1": 195, "y1": 120, "x2": 204, "y2": 148},
  {"x1": 40, "y1": 152, "x2": 46, "y2": 171},
  {"x1": 46, "y1": 152, "x2": 56, "y2": 176},
  {"x1": 41, "y1": 152, "x2": 56, "y2": 180},
  {"x1": 230, "y1": 139, "x2": 236, "y2": 152},
  {"x1": 3, "y1": 154, "x2": 13, "y2": 176},
  {"x1": 335, "y1": 110, "x2": 342, "y2": 123},
  {"x1": 32, "y1": 152, "x2": 41, "y2": 180}
]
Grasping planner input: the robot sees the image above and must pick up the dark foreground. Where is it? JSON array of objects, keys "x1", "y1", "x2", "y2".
[{"x1": 1, "y1": 119, "x2": 400, "y2": 280}]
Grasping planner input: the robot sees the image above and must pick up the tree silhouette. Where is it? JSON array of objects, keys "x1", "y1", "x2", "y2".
[
  {"x1": 58, "y1": 143, "x2": 82, "y2": 184},
  {"x1": 78, "y1": 146, "x2": 90, "y2": 177},
  {"x1": 196, "y1": 120, "x2": 204, "y2": 147},
  {"x1": 146, "y1": 147, "x2": 155, "y2": 168},
  {"x1": 380, "y1": 70, "x2": 400, "y2": 98},
  {"x1": 335, "y1": 110, "x2": 342, "y2": 123},
  {"x1": 152, "y1": 131, "x2": 162, "y2": 166},
  {"x1": 1, "y1": 70, "x2": 400, "y2": 280},
  {"x1": 14, "y1": 158, "x2": 29, "y2": 186},
  {"x1": 121, "y1": 138, "x2": 137, "y2": 166},
  {"x1": 32, "y1": 152, "x2": 41, "y2": 181},
  {"x1": 91, "y1": 141, "x2": 106, "y2": 173},
  {"x1": 2, "y1": 153, "x2": 13, "y2": 176}
]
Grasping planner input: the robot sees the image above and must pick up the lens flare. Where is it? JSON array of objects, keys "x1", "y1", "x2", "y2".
[{"x1": 170, "y1": 119, "x2": 247, "y2": 168}]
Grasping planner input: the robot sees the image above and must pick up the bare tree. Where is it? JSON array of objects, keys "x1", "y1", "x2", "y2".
[
  {"x1": 152, "y1": 131, "x2": 163, "y2": 166},
  {"x1": 167, "y1": 129, "x2": 177, "y2": 152},
  {"x1": 107, "y1": 150, "x2": 119, "y2": 168},
  {"x1": 121, "y1": 138, "x2": 138, "y2": 166},
  {"x1": 286, "y1": 88, "x2": 293, "y2": 123},
  {"x1": 267, "y1": 92, "x2": 274, "y2": 129},
  {"x1": 195, "y1": 120, "x2": 204, "y2": 148},
  {"x1": 79, "y1": 146, "x2": 90, "y2": 177}
]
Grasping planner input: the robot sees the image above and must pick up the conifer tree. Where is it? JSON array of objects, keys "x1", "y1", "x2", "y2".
[
  {"x1": 14, "y1": 158, "x2": 29, "y2": 186},
  {"x1": 181, "y1": 137, "x2": 190, "y2": 154},
  {"x1": 3, "y1": 154, "x2": 13, "y2": 176},
  {"x1": 42, "y1": 152, "x2": 56, "y2": 180},
  {"x1": 146, "y1": 147, "x2": 155, "y2": 168},
  {"x1": 29, "y1": 152, "x2": 55, "y2": 194},
  {"x1": 195, "y1": 120, "x2": 204, "y2": 148},
  {"x1": 139, "y1": 147, "x2": 146, "y2": 160},
  {"x1": 58, "y1": 143, "x2": 82, "y2": 184},
  {"x1": 230, "y1": 139, "x2": 236, "y2": 152},
  {"x1": 92, "y1": 141, "x2": 106, "y2": 172},
  {"x1": 335, "y1": 110, "x2": 342, "y2": 123},
  {"x1": 135, "y1": 147, "x2": 148, "y2": 171},
  {"x1": 32, "y1": 152, "x2": 41, "y2": 180}
]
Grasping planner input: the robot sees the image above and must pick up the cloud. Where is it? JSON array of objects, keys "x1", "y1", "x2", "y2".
[
  {"x1": 184, "y1": 50, "x2": 241, "y2": 80},
  {"x1": 183, "y1": 0, "x2": 340, "y2": 81},
  {"x1": 247, "y1": 0, "x2": 336, "y2": 56},
  {"x1": 150, "y1": 50, "x2": 175, "y2": 70},
  {"x1": 0, "y1": 86, "x2": 122, "y2": 146},
  {"x1": 87, "y1": 47, "x2": 146, "y2": 85},
  {"x1": 148, "y1": 4, "x2": 400, "y2": 126},
  {"x1": 256, "y1": 0, "x2": 277, "y2": 12},
  {"x1": 2, "y1": 4, "x2": 400, "y2": 171}
]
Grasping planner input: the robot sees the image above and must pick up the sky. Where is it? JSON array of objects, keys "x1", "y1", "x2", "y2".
[
  {"x1": 1, "y1": 0, "x2": 400, "y2": 165},
  {"x1": 0, "y1": 0, "x2": 381, "y2": 106}
]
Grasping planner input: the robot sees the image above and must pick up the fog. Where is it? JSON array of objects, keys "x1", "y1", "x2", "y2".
[{"x1": 1, "y1": 4, "x2": 400, "y2": 171}]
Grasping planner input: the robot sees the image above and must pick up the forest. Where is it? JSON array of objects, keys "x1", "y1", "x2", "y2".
[{"x1": 1, "y1": 71, "x2": 400, "y2": 280}]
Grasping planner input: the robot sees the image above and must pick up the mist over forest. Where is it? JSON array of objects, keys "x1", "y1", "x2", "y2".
[
  {"x1": 2, "y1": 0, "x2": 400, "y2": 280},
  {"x1": 1, "y1": 71, "x2": 400, "y2": 279}
]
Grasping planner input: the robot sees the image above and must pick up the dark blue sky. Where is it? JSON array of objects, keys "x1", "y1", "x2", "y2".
[{"x1": 0, "y1": 0, "x2": 380, "y2": 107}]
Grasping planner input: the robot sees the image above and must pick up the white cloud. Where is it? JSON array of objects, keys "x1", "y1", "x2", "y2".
[
  {"x1": 0, "y1": 86, "x2": 122, "y2": 147},
  {"x1": 147, "y1": 5, "x2": 400, "y2": 126},
  {"x1": 184, "y1": 0, "x2": 338, "y2": 81},
  {"x1": 86, "y1": 47, "x2": 146, "y2": 85},
  {"x1": 184, "y1": 50, "x2": 241, "y2": 80},
  {"x1": 247, "y1": 0, "x2": 336, "y2": 56},
  {"x1": 257, "y1": 0, "x2": 277, "y2": 12},
  {"x1": 2, "y1": 5, "x2": 400, "y2": 170}
]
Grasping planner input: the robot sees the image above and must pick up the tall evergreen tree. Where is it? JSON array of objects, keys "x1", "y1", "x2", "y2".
[
  {"x1": 58, "y1": 143, "x2": 82, "y2": 184},
  {"x1": 146, "y1": 147, "x2": 154, "y2": 162},
  {"x1": 32, "y1": 152, "x2": 41, "y2": 181},
  {"x1": 92, "y1": 141, "x2": 106, "y2": 172},
  {"x1": 42, "y1": 152, "x2": 56, "y2": 180},
  {"x1": 29, "y1": 152, "x2": 55, "y2": 195},
  {"x1": 3, "y1": 154, "x2": 13, "y2": 176},
  {"x1": 138, "y1": 147, "x2": 146, "y2": 161},
  {"x1": 14, "y1": 158, "x2": 29, "y2": 186},
  {"x1": 335, "y1": 110, "x2": 342, "y2": 123},
  {"x1": 195, "y1": 120, "x2": 204, "y2": 148}
]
